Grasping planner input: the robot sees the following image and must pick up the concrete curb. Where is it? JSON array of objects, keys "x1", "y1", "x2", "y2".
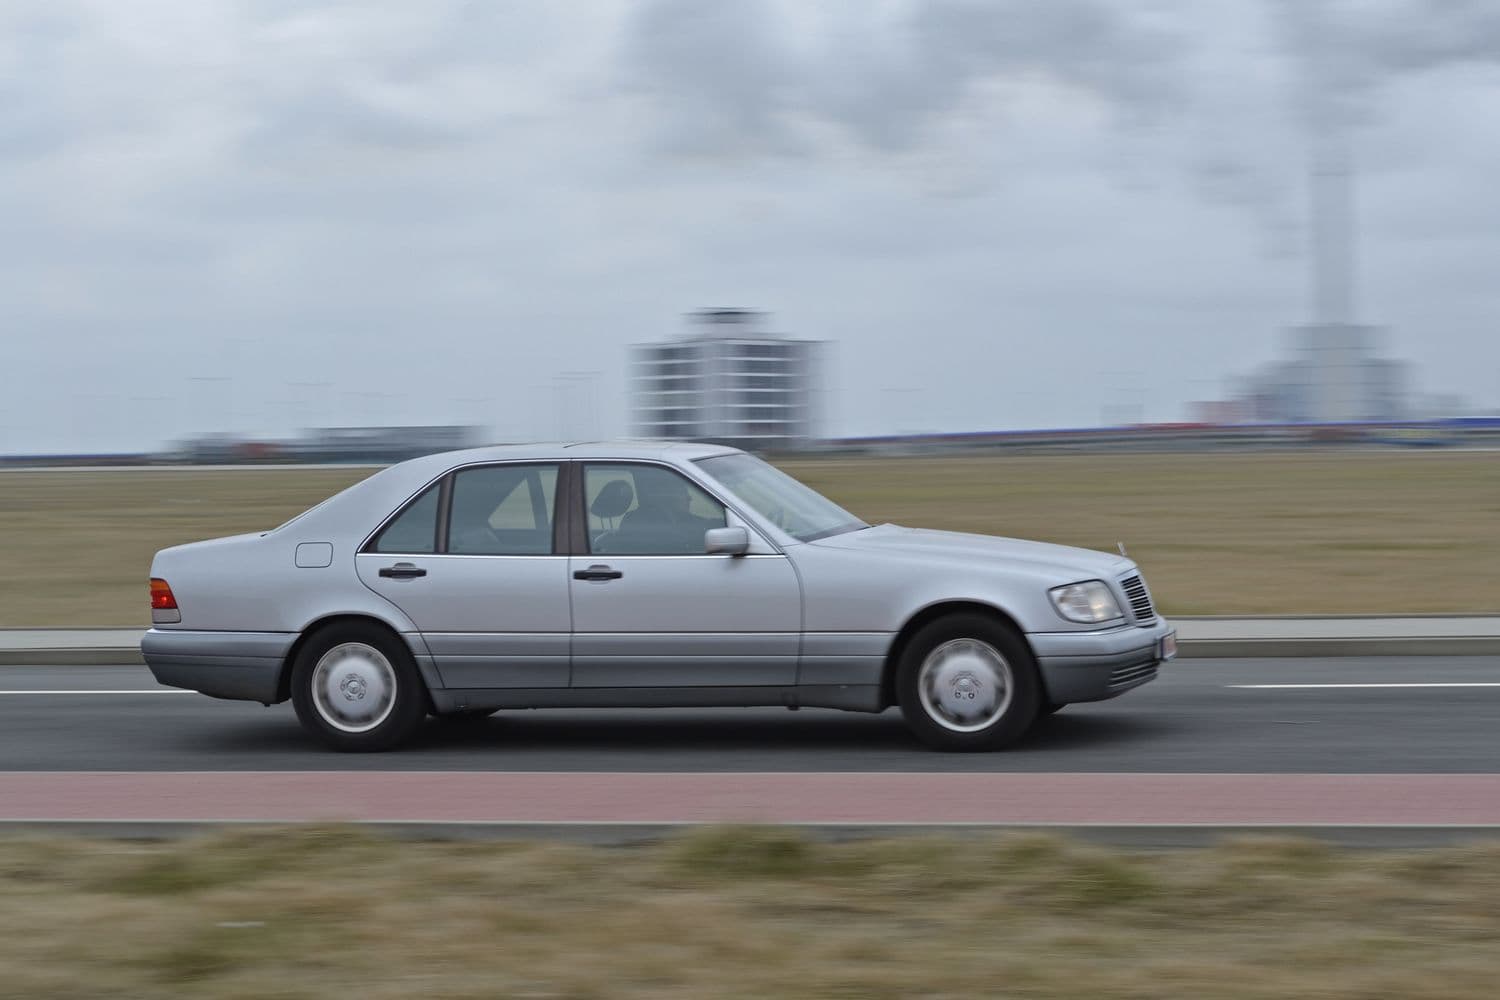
[
  {"x1": 0, "y1": 648, "x2": 145, "y2": 666},
  {"x1": 1177, "y1": 636, "x2": 1500, "y2": 659}
]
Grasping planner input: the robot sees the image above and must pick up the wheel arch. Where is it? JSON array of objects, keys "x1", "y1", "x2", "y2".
[
  {"x1": 879, "y1": 599, "x2": 1033, "y2": 710},
  {"x1": 276, "y1": 613, "x2": 425, "y2": 705}
]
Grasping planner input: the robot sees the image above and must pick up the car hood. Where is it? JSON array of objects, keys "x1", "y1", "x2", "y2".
[{"x1": 809, "y1": 523, "x2": 1134, "y2": 581}]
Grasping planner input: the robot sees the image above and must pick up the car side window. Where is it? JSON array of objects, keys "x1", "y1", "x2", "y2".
[
  {"x1": 448, "y1": 464, "x2": 559, "y2": 555},
  {"x1": 585, "y1": 464, "x2": 727, "y2": 555},
  {"x1": 370, "y1": 482, "x2": 441, "y2": 554}
]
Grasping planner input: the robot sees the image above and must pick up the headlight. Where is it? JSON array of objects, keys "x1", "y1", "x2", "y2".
[{"x1": 1048, "y1": 580, "x2": 1123, "y2": 624}]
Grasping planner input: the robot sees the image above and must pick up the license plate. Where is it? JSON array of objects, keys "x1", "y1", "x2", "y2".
[{"x1": 1159, "y1": 632, "x2": 1178, "y2": 661}]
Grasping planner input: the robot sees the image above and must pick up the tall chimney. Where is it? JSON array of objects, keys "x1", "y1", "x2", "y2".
[{"x1": 1309, "y1": 131, "x2": 1356, "y2": 326}]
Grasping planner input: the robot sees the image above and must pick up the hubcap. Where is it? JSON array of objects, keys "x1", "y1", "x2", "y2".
[
  {"x1": 311, "y1": 642, "x2": 397, "y2": 734},
  {"x1": 917, "y1": 638, "x2": 1013, "y2": 733}
]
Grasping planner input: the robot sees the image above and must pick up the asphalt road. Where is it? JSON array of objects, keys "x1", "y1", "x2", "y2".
[{"x1": 1, "y1": 655, "x2": 1497, "y2": 773}]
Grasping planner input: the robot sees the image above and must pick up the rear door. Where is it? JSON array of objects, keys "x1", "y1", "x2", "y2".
[
  {"x1": 567, "y1": 462, "x2": 801, "y2": 688},
  {"x1": 356, "y1": 462, "x2": 571, "y2": 689}
]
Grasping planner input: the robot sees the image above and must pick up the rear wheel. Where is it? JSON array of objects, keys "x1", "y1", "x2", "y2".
[
  {"x1": 291, "y1": 623, "x2": 427, "y2": 752},
  {"x1": 896, "y1": 614, "x2": 1042, "y2": 751}
]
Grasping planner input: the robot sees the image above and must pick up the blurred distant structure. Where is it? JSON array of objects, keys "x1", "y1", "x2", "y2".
[
  {"x1": 1233, "y1": 326, "x2": 1408, "y2": 423},
  {"x1": 169, "y1": 425, "x2": 480, "y2": 464},
  {"x1": 631, "y1": 309, "x2": 825, "y2": 450},
  {"x1": 832, "y1": 416, "x2": 1500, "y2": 455},
  {"x1": 1214, "y1": 120, "x2": 1411, "y2": 423},
  {"x1": 287, "y1": 426, "x2": 480, "y2": 463}
]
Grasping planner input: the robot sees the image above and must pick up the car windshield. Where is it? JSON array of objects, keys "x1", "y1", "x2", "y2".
[{"x1": 696, "y1": 453, "x2": 866, "y2": 543}]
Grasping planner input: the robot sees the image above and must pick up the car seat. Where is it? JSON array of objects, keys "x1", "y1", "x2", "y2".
[{"x1": 589, "y1": 478, "x2": 634, "y2": 552}]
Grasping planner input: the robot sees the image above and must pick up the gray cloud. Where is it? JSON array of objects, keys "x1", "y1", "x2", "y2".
[
  {"x1": 623, "y1": 0, "x2": 804, "y2": 157},
  {"x1": 624, "y1": 0, "x2": 1184, "y2": 159},
  {"x1": 621, "y1": 0, "x2": 1500, "y2": 258},
  {"x1": 1277, "y1": 0, "x2": 1500, "y2": 129},
  {"x1": 0, "y1": 11, "x2": 77, "y2": 161},
  {"x1": 241, "y1": 85, "x2": 475, "y2": 159}
]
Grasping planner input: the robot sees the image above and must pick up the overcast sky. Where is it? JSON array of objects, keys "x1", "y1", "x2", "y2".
[{"x1": 3, "y1": 0, "x2": 1499, "y2": 452}]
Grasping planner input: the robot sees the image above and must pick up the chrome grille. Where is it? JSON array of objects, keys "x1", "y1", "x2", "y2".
[
  {"x1": 1120, "y1": 574, "x2": 1154, "y2": 623},
  {"x1": 1109, "y1": 661, "x2": 1158, "y2": 689}
]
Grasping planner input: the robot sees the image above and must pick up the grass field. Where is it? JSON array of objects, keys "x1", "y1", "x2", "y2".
[
  {"x1": 1, "y1": 450, "x2": 1495, "y2": 626},
  {"x1": 3, "y1": 827, "x2": 1500, "y2": 998}
]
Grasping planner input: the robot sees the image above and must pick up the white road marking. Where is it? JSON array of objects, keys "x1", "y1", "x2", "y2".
[
  {"x1": 0, "y1": 689, "x2": 195, "y2": 695},
  {"x1": 1232, "y1": 682, "x2": 1500, "y2": 690}
]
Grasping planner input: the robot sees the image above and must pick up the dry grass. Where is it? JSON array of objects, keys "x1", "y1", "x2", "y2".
[
  {"x1": 779, "y1": 450, "x2": 1500, "y2": 616},
  {"x1": 2, "y1": 827, "x2": 1500, "y2": 998},
  {"x1": 0, "y1": 467, "x2": 368, "y2": 628},
  {"x1": 1, "y1": 450, "x2": 1495, "y2": 626}
]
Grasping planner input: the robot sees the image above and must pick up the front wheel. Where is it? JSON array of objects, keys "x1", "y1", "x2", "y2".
[
  {"x1": 291, "y1": 623, "x2": 428, "y2": 752},
  {"x1": 896, "y1": 614, "x2": 1042, "y2": 751}
]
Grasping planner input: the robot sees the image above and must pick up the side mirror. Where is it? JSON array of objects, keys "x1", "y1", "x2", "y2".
[{"x1": 704, "y1": 526, "x2": 750, "y2": 556}]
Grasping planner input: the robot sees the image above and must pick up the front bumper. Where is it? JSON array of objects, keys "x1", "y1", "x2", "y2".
[
  {"x1": 1027, "y1": 617, "x2": 1175, "y2": 704},
  {"x1": 141, "y1": 628, "x2": 295, "y2": 704}
]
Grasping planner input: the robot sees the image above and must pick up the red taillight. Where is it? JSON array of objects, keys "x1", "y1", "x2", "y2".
[{"x1": 150, "y1": 578, "x2": 178, "y2": 610}]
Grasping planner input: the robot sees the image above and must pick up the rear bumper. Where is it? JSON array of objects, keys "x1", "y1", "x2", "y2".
[
  {"x1": 1028, "y1": 618, "x2": 1174, "y2": 704},
  {"x1": 140, "y1": 629, "x2": 294, "y2": 704}
]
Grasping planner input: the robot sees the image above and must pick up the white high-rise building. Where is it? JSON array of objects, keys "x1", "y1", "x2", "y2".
[{"x1": 631, "y1": 310, "x2": 825, "y2": 449}]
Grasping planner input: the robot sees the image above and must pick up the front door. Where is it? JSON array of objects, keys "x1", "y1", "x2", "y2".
[
  {"x1": 356, "y1": 462, "x2": 571, "y2": 688},
  {"x1": 568, "y1": 462, "x2": 801, "y2": 687}
]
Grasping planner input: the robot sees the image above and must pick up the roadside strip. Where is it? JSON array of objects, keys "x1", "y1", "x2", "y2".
[
  {"x1": 3, "y1": 617, "x2": 1500, "y2": 666},
  {"x1": 2, "y1": 772, "x2": 1500, "y2": 846},
  {"x1": 0, "y1": 629, "x2": 150, "y2": 666},
  {"x1": 1173, "y1": 616, "x2": 1500, "y2": 658},
  {"x1": 0, "y1": 820, "x2": 1496, "y2": 849},
  {"x1": 0, "y1": 689, "x2": 194, "y2": 695},
  {"x1": 1233, "y1": 682, "x2": 1500, "y2": 689}
]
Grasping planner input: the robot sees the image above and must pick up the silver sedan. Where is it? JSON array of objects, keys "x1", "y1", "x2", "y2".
[{"x1": 142, "y1": 442, "x2": 1175, "y2": 751}]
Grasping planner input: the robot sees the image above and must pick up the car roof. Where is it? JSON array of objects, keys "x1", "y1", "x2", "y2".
[
  {"x1": 402, "y1": 439, "x2": 743, "y2": 472},
  {"x1": 444, "y1": 440, "x2": 738, "y2": 464}
]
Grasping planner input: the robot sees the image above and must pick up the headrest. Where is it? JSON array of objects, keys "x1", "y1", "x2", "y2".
[{"x1": 590, "y1": 478, "x2": 634, "y2": 519}]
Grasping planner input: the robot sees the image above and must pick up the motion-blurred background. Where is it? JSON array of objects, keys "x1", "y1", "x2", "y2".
[
  {"x1": 3, "y1": 0, "x2": 1499, "y2": 461},
  {"x1": 3, "y1": 0, "x2": 1497, "y2": 625}
]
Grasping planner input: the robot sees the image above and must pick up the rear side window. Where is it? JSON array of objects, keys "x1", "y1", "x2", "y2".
[
  {"x1": 448, "y1": 464, "x2": 559, "y2": 555},
  {"x1": 370, "y1": 483, "x2": 441, "y2": 554}
]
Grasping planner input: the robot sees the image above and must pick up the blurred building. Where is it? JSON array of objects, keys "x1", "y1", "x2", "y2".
[
  {"x1": 1235, "y1": 324, "x2": 1409, "y2": 423},
  {"x1": 1217, "y1": 137, "x2": 1412, "y2": 424},
  {"x1": 631, "y1": 309, "x2": 825, "y2": 450}
]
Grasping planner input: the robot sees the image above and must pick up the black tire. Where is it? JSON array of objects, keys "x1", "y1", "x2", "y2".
[
  {"x1": 1039, "y1": 701, "x2": 1066, "y2": 717},
  {"x1": 290, "y1": 622, "x2": 428, "y2": 752},
  {"x1": 896, "y1": 613, "x2": 1042, "y2": 751}
]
